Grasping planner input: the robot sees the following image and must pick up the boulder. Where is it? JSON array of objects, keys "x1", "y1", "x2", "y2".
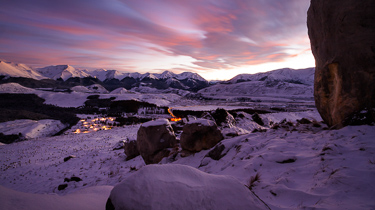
[
  {"x1": 307, "y1": 0, "x2": 375, "y2": 127},
  {"x1": 106, "y1": 164, "x2": 266, "y2": 210},
  {"x1": 180, "y1": 119, "x2": 224, "y2": 152},
  {"x1": 210, "y1": 108, "x2": 236, "y2": 127},
  {"x1": 112, "y1": 140, "x2": 125, "y2": 151},
  {"x1": 136, "y1": 119, "x2": 176, "y2": 164},
  {"x1": 123, "y1": 139, "x2": 139, "y2": 160}
]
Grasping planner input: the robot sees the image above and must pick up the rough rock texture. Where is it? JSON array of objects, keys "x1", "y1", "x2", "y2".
[
  {"x1": 210, "y1": 108, "x2": 236, "y2": 127},
  {"x1": 180, "y1": 119, "x2": 224, "y2": 152},
  {"x1": 307, "y1": 0, "x2": 375, "y2": 127},
  {"x1": 123, "y1": 139, "x2": 139, "y2": 160},
  {"x1": 106, "y1": 164, "x2": 266, "y2": 210},
  {"x1": 136, "y1": 119, "x2": 176, "y2": 164}
]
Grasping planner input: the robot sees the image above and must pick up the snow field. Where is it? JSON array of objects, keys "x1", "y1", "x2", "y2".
[{"x1": 1, "y1": 117, "x2": 374, "y2": 209}]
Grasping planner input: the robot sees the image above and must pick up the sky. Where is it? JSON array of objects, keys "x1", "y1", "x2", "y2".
[{"x1": 0, "y1": 0, "x2": 314, "y2": 80}]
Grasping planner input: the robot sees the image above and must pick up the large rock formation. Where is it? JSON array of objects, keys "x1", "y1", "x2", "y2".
[
  {"x1": 307, "y1": 0, "x2": 375, "y2": 127},
  {"x1": 136, "y1": 119, "x2": 177, "y2": 164},
  {"x1": 180, "y1": 119, "x2": 223, "y2": 152}
]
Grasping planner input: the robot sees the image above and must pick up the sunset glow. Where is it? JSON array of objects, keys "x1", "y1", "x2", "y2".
[{"x1": 0, "y1": 0, "x2": 314, "y2": 80}]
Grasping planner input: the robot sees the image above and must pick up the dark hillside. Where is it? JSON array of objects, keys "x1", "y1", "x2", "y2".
[{"x1": 0, "y1": 93, "x2": 79, "y2": 126}]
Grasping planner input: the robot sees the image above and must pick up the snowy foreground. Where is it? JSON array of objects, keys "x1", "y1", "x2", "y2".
[{"x1": 1, "y1": 112, "x2": 375, "y2": 209}]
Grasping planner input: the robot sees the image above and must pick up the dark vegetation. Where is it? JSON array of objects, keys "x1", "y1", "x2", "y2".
[
  {"x1": 0, "y1": 93, "x2": 80, "y2": 143},
  {"x1": 0, "y1": 76, "x2": 103, "y2": 90},
  {"x1": 0, "y1": 133, "x2": 21, "y2": 144},
  {"x1": 0, "y1": 93, "x2": 79, "y2": 125},
  {"x1": 0, "y1": 75, "x2": 209, "y2": 92}
]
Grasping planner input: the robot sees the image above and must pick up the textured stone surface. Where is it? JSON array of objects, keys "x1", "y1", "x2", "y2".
[
  {"x1": 136, "y1": 119, "x2": 176, "y2": 164},
  {"x1": 180, "y1": 119, "x2": 223, "y2": 152},
  {"x1": 307, "y1": 0, "x2": 375, "y2": 127},
  {"x1": 124, "y1": 139, "x2": 139, "y2": 160}
]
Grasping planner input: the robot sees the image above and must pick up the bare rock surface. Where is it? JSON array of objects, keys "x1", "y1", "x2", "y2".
[
  {"x1": 123, "y1": 139, "x2": 139, "y2": 160},
  {"x1": 307, "y1": 0, "x2": 375, "y2": 127},
  {"x1": 180, "y1": 119, "x2": 224, "y2": 152},
  {"x1": 136, "y1": 119, "x2": 176, "y2": 164}
]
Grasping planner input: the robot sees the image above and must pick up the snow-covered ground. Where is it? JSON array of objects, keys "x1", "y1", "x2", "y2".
[
  {"x1": 1, "y1": 81, "x2": 374, "y2": 209},
  {"x1": 0, "y1": 119, "x2": 66, "y2": 139},
  {"x1": 1, "y1": 112, "x2": 374, "y2": 209}
]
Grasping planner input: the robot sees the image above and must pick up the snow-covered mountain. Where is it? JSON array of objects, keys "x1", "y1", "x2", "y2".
[
  {"x1": 155, "y1": 71, "x2": 206, "y2": 82},
  {"x1": 229, "y1": 68, "x2": 315, "y2": 85},
  {"x1": 199, "y1": 80, "x2": 313, "y2": 98},
  {"x1": 89, "y1": 69, "x2": 128, "y2": 81},
  {"x1": 0, "y1": 60, "x2": 46, "y2": 80},
  {"x1": 87, "y1": 69, "x2": 206, "y2": 83},
  {"x1": 198, "y1": 68, "x2": 315, "y2": 98},
  {"x1": 36, "y1": 65, "x2": 91, "y2": 81}
]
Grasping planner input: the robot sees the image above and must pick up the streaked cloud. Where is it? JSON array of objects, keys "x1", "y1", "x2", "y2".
[{"x1": 0, "y1": 0, "x2": 313, "y2": 80}]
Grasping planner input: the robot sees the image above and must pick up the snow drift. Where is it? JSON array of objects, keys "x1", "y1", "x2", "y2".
[{"x1": 107, "y1": 164, "x2": 266, "y2": 210}]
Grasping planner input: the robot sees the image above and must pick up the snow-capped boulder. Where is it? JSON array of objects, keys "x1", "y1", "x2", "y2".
[
  {"x1": 124, "y1": 139, "x2": 139, "y2": 160},
  {"x1": 136, "y1": 119, "x2": 177, "y2": 164},
  {"x1": 180, "y1": 119, "x2": 223, "y2": 152},
  {"x1": 107, "y1": 164, "x2": 265, "y2": 210}
]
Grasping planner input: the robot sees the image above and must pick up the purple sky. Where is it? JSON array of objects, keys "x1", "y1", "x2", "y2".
[{"x1": 0, "y1": 0, "x2": 314, "y2": 80}]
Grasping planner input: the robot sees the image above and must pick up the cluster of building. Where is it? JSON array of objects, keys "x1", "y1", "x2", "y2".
[{"x1": 73, "y1": 117, "x2": 119, "y2": 134}]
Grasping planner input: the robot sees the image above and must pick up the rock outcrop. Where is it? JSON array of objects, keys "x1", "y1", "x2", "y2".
[
  {"x1": 124, "y1": 139, "x2": 139, "y2": 160},
  {"x1": 136, "y1": 119, "x2": 176, "y2": 164},
  {"x1": 307, "y1": 0, "x2": 375, "y2": 127},
  {"x1": 210, "y1": 108, "x2": 236, "y2": 127},
  {"x1": 180, "y1": 119, "x2": 223, "y2": 152}
]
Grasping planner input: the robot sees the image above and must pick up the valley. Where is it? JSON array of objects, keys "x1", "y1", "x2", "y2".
[{"x1": 0, "y1": 63, "x2": 374, "y2": 210}]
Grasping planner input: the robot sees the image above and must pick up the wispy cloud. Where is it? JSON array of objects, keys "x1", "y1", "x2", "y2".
[{"x1": 0, "y1": 0, "x2": 313, "y2": 80}]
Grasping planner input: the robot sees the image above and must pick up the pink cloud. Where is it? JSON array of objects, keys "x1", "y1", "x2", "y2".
[{"x1": 0, "y1": 0, "x2": 312, "y2": 75}]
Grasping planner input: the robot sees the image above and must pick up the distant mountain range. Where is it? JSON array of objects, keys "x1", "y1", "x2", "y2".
[
  {"x1": 0, "y1": 60, "x2": 315, "y2": 94},
  {"x1": 0, "y1": 60, "x2": 209, "y2": 92}
]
